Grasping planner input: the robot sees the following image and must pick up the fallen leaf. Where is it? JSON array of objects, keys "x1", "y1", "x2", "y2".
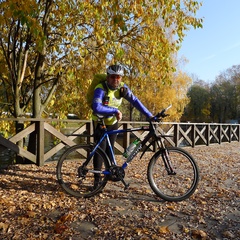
[
  {"x1": 199, "y1": 216, "x2": 206, "y2": 224},
  {"x1": 57, "y1": 213, "x2": 72, "y2": 223},
  {"x1": 191, "y1": 229, "x2": 208, "y2": 239},
  {"x1": 166, "y1": 205, "x2": 175, "y2": 210},
  {"x1": 0, "y1": 222, "x2": 9, "y2": 234},
  {"x1": 223, "y1": 230, "x2": 235, "y2": 239},
  {"x1": 54, "y1": 222, "x2": 68, "y2": 234},
  {"x1": 158, "y1": 226, "x2": 170, "y2": 234},
  {"x1": 25, "y1": 211, "x2": 37, "y2": 218}
]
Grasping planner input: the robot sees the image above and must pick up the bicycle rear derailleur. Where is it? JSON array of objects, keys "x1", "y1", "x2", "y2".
[{"x1": 108, "y1": 166, "x2": 130, "y2": 190}]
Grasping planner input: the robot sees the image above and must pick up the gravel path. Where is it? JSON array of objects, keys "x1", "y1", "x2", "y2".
[{"x1": 0, "y1": 142, "x2": 239, "y2": 239}]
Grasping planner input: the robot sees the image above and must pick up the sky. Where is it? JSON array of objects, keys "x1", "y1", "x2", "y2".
[{"x1": 178, "y1": 0, "x2": 240, "y2": 83}]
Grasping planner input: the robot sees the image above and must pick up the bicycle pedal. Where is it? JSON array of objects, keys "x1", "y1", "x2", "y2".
[
  {"x1": 121, "y1": 179, "x2": 130, "y2": 190},
  {"x1": 124, "y1": 183, "x2": 130, "y2": 191}
]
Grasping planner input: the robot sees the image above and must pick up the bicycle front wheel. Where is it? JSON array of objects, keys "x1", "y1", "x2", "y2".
[
  {"x1": 56, "y1": 144, "x2": 110, "y2": 198},
  {"x1": 147, "y1": 147, "x2": 199, "y2": 202}
]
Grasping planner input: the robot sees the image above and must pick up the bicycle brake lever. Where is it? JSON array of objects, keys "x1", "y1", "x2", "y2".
[
  {"x1": 158, "y1": 106, "x2": 171, "y2": 119},
  {"x1": 162, "y1": 113, "x2": 169, "y2": 118}
]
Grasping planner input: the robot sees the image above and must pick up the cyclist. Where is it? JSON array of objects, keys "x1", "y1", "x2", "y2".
[{"x1": 92, "y1": 64, "x2": 153, "y2": 189}]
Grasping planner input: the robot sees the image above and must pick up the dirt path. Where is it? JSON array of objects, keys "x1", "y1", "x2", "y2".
[{"x1": 0, "y1": 142, "x2": 239, "y2": 239}]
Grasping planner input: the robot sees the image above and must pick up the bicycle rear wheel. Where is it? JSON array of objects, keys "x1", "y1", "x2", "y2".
[
  {"x1": 56, "y1": 144, "x2": 110, "y2": 198},
  {"x1": 147, "y1": 147, "x2": 199, "y2": 202}
]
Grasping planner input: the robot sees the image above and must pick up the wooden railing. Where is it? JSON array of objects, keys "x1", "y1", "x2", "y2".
[{"x1": 0, "y1": 118, "x2": 239, "y2": 166}]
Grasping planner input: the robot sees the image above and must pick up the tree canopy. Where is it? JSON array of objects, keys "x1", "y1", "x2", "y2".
[{"x1": 0, "y1": 0, "x2": 203, "y2": 121}]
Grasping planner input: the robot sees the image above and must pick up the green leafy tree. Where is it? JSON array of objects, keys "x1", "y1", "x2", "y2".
[
  {"x1": 210, "y1": 68, "x2": 239, "y2": 123},
  {"x1": 182, "y1": 82, "x2": 211, "y2": 122},
  {"x1": 183, "y1": 65, "x2": 240, "y2": 123}
]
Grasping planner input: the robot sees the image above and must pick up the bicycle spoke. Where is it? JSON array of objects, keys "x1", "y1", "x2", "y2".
[
  {"x1": 56, "y1": 144, "x2": 109, "y2": 197},
  {"x1": 148, "y1": 147, "x2": 199, "y2": 201}
]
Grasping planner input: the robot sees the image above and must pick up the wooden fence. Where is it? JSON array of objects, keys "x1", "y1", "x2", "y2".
[{"x1": 0, "y1": 118, "x2": 240, "y2": 166}]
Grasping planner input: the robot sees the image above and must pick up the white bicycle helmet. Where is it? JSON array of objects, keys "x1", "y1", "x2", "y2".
[{"x1": 107, "y1": 64, "x2": 124, "y2": 76}]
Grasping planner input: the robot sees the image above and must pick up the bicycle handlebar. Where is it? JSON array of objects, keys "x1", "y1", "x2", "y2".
[{"x1": 151, "y1": 104, "x2": 172, "y2": 122}]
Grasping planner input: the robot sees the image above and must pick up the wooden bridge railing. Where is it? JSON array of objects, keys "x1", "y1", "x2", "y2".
[{"x1": 0, "y1": 118, "x2": 239, "y2": 166}]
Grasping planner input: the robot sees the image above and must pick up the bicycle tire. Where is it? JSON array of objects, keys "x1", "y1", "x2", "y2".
[
  {"x1": 56, "y1": 144, "x2": 110, "y2": 198},
  {"x1": 147, "y1": 147, "x2": 199, "y2": 202}
]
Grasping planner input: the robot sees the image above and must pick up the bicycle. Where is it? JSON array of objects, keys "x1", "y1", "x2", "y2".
[{"x1": 56, "y1": 105, "x2": 199, "y2": 202}]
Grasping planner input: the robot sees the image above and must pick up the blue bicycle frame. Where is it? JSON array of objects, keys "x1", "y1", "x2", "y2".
[{"x1": 87, "y1": 124, "x2": 154, "y2": 175}]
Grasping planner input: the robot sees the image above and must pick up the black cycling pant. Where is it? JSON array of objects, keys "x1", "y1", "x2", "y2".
[{"x1": 92, "y1": 121, "x2": 118, "y2": 180}]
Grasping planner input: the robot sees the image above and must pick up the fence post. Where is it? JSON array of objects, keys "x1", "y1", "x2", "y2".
[
  {"x1": 238, "y1": 125, "x2": 240, "y2": 142},
  {"x1": 86, "y1": 122, "x2": 94, "y2": 144},
  {"x1": 15, "y1": 119, "x2": 25, "y2": 163},
  {"x1": 218, "y1": 125, "x2": 222, "y2": 144},
  {"x1": 192, "y1": 124, "x2": 196, "y2": 147},
  {"x1": 229, "y1": 126, "x2": 232, "y2": 143},
  {"x1": 35, "y1": 120, "x2": 45, "y2": 166},
  {"x1": 174, "y1": 124, "x2": 179, "y2": 147},
  {"x1": 123, "y1": 123, "x2": 130, "y2": 149},
  {"x1": 206, "y1": 124, "x2": 210, "y2": 146}
]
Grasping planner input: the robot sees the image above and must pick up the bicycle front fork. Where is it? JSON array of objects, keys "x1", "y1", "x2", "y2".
[{"x1": 162, "y1": 149, "x2": 176, "y2": 175}]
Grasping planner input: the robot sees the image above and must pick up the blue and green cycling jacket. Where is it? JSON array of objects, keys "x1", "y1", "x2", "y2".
[{"x1": 92, "y1": 81, "x2": 153, "y2": 125}]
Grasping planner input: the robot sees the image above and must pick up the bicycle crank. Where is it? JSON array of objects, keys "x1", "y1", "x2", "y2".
[
  {"x1": 109, "y1": 166, "x2": 125, "y2": 181},
  {"x1": 108, "y1": 166, "x2": 130, "y2": 190}
]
